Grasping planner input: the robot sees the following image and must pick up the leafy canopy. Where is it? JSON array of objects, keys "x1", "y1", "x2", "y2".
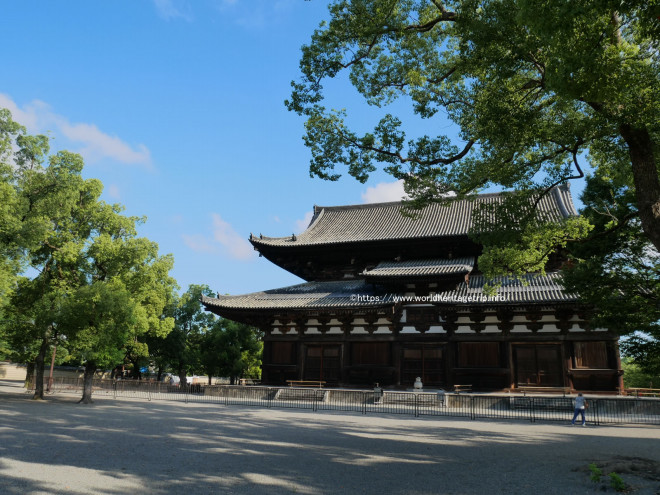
[{"x1": 287, "y1": 0, "x2": 659, "y2": 257}]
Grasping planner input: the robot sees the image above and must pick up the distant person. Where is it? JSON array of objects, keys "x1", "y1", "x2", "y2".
[{"x1": 571, "y1": 393, "x2": 588, "y2": 426}]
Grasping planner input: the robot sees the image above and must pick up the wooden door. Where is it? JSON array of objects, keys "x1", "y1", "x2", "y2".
[
  {"x1": 303, "y1": 345, "x2": 340, "y2": 382},
  {"x1": 402, "y1": 346, "x2": 444, "y2": 386},
  {"x1": 514, "y1": 345, "x2": 562, "y2": 387}
]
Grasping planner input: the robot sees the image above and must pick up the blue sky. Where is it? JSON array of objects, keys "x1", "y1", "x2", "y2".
[{"x1": 3, "y1": 1, "x2": 585, "y2": 296}]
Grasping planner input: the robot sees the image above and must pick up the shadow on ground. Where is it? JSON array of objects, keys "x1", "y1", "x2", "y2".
[{"x1": 1, "y1": 384, "x2": 659, "y2": 495}]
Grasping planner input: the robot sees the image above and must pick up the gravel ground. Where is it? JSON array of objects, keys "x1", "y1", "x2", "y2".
[{"x1": 1, "y1": 380, "x2": 659, "y2": 495}]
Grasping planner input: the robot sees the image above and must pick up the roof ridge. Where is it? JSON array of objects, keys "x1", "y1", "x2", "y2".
[{"x1": 314, "y1": 191, "x2": 504, "y2": 211}]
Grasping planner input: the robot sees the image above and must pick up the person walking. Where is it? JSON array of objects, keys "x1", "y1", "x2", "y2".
[{"x1": 572, "y1": 393, "x2": 588, "y2": 426}]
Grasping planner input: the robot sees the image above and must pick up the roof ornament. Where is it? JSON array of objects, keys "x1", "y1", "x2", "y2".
[
  {"x1": 260, "y1": 233, "x2": 263, "y2": 239},
  {"x1": 249, "y1": 233, "x2": 253, "y2": 240},
  {"x1": 291, "y1": 234, "x2": 297, "y2": 241}
]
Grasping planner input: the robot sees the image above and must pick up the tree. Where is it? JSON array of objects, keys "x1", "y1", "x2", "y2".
[
  {"x1": 202, "y1": 319, "x2": 262, "y2": 385},
  {"x1": 157, "y1": 284, "x2": 216, "y2": 387},
  {"x1": 63, "y1": 237, "x2": 176, "y2": 403},
  {"x1": 0, "y1": 110, "x2": 24, "y2": 310},
  {"x1": 0, "y1": 108, "x2": 175, "y2": 401},
  {"x1": 562, "y1": 168, "x2": 659, "y2": 374},
  {"x1": 287, "y1": 0, "x2": 659, "y2": 359},
  {"x1": 288, "y1": 0, "x2": 658, "y2": 251},
  {"x1": 4, "y1": 148, "x2": 96, "y2": 400}
]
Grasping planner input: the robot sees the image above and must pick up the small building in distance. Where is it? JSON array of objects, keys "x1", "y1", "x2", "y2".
[{"x1": 202, "y1": 185, "x2": 623, "y2": 392}]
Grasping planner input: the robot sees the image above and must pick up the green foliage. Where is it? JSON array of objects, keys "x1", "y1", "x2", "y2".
[
  {"x1": 589, "y1": 463, "x2": 627, "y2": 491},
  {"x1": 562, "y1": 169, "x2": 659, "y2": 372},
  {"x1": 608, "y1": 472, "x2": 626, "y2": 492},
  {"x1": 621, "y1": 357, "x2": 660, "y2": 389},
  {"x1": 0, "y1": 107, "x2": 176, "y2": 398},
  {"x1": 152, "y1": 284, "x2": 216, "y2": 380},
  {"x1": 288, "y1": 0, "x2": 659, "y2": 261},
  {"x1": 200, "y1": 319, "x2": 262, "y2": 382}
]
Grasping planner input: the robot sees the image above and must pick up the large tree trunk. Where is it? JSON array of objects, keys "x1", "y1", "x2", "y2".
[
  {"x1": 620, "y1": 125, "x2": 660, "y2": 251},
  {"x1": 178, "y1": 368, "x2": 187, "y2": 390},
  {"x1": 79, "y1": 362, "x2": 97, "y2": 404},
  {"x1": 24, "y1": 362, "x2": 35, "y2": 389},
  {"x1": 33, "y1": 338, "x2": 49, "y2": 400}
]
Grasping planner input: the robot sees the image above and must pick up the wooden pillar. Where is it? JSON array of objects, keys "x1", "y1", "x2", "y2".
[
  {"x1": 507, "y1": 343, "x2": 516, "y2": 389},
  {"x1": 561, "y1": 340, "x2": 572, "y2": 390},
  {"x1": 392, "y1": 341, "x2": 401, "y2": 387},
  {"x1": 565, "y1": 340, "x2": 575, "y2": 391},
  {"x1": 261, "y1": 340, "x2": 272, "y2": 384},
  {"x1": 613, "y1": 340, "x2": 624, "y2": 392}
]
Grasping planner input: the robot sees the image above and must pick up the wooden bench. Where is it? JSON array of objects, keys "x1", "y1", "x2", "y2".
[
  {"x1": 453, "y1": 384, "x2": 472, "y2": 393},
  {"x1": 275, "y1": 388, "x2": 327, "y2": 402},
  {"x1": 509, "y1": 396, "x2": 574, "y2": 411},
  {"x1": 286, "y1": 380, "x2": 326, "y2": 388},
  {"x1": 625, "y1": 388, "x2": 660, "y2": 397},
  {"x1": 515, "y1": 386, "x2": 572, "y2": 396}
]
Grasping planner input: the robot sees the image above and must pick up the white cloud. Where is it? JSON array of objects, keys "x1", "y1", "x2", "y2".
[
  {"x1": 361, "y1": 180, "x2": 408, "y2": 204},
  {"x1": 295, "y1": 211, "x2": 314, "y2": 233},
  {"x1": 106, "y1": 184, "x2": 121, "y2": 200},
  {"x1": 0, "y1": 93, "x2": 152, "y2": 168},
  {"x1": 182, "y1": 234, "x2": 218, "y2": 254},
  {"x1": 152, "y1": 0, "x2": 193, "y2": 21},
  {"x1": 214, "y1": 0, "x2": 294, "y2": 28},
  {"x1": 182, "y1": 214, "x2": 255, "y2": 260},
  {"x1": 212, "y1": 213, "x2": 256, "y2": 260}
]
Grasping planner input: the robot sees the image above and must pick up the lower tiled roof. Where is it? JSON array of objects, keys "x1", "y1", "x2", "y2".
[
  {"x1": 438, "y1": 272, "x2": 577, "y2": 304},
  {"x1": 202, "y1": 273, "x2": 577, "y2": 313},
  {"x1": 201, "y1": 280, "x2": 395, "y2": 311}
]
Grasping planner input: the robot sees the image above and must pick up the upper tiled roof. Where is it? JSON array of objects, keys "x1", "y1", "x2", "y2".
[
  {"x1": 250, "y1": 185, "x2": 577, "y2": 248},
  {"x1": 362, "y1": 257, "x2": 475, "y2": 279}
]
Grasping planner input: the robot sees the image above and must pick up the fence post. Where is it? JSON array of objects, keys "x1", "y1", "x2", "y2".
[
  {"x1": 470, "y1": 395, "x2": 475, "y2": 420},
  {"x1": 530, "y1": 398, "x2": 535, "y2": 423},
  {"x1": 593, "y1": 399, "x2": 599, "y2": 427}
]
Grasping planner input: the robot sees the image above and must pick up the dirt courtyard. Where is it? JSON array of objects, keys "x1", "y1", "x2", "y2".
[{"x1": 1, "y1": 381, "x2": 659, "y2": 495}]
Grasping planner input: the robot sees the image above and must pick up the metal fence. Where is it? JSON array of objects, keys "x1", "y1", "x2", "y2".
[{"x1": 35, "y1": 377, "x2": 660, "y2": 426}]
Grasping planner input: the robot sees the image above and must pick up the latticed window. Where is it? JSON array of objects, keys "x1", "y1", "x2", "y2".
[
  {"x1": 574, "y1": 342, "x2": 609, "y2": 369},
  {"x1": 457, "y1": 342, "x2": 500, "y2": 367},
  {"x1": 351, "y1": 342, "x2": 390, "y2": 365},
  {"x1": 271, "y1": 342, "x2": 296, "y2": 365}
]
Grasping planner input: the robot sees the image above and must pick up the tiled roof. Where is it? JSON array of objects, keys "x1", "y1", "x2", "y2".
[
  {"x1": 362, "y1": 257, "x2": 475, "y2": 278},
  {"x1": 201, "y1": 280, "x2": 395, "y2": 311},
  {"x1": 251, "y1": 185, "x2": 577, "y2": 248},
  {"x1": 201, "y1": 273, "x2": 576, "y2": 312},
  {"x1": 439, "y1": 272, "x2": 578, "y2": 304}
]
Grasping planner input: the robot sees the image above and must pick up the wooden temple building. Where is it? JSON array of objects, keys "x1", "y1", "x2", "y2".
[{"x1": 202, "y1": 185, "x2": 623, "y2": 392}]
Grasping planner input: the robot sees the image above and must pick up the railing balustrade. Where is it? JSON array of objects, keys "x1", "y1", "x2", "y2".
[{"x1": 29, "y1": 377, "x2": 660, "y2": 426}]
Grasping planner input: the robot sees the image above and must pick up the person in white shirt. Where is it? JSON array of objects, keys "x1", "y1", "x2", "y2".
[{"x1": 571, "y1": 393, "x2": 588, "y2": 426}]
